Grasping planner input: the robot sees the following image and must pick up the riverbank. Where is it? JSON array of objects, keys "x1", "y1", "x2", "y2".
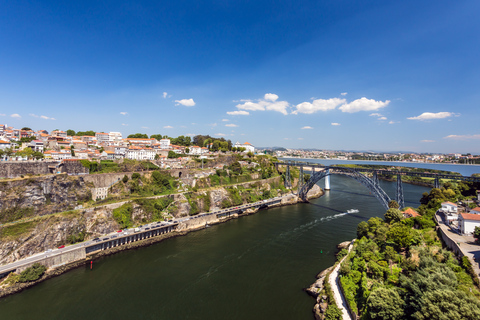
[{"x1": 0, "y1": 184, "x2": 324, "y2": 299}]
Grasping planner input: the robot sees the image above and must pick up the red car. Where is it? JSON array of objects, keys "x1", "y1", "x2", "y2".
[
  {"x1": 58, "y1": 245, "x2": 65, "y2": 249},
  {"x1": 117, "y1": 230, "x2": 123, "y2": 233}
]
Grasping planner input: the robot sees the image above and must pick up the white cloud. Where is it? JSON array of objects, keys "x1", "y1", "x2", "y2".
[
  {"x1": 120, "y1": 112, "x2": 128, "y2": 115},
  {"x1": 235, "y1": 93, "x2": 289, "y2": 115},
  {"x1": 209, "y1": 123, "x2": 217, "y2": 127},
  {"x1": 163, "y1": 92, "x2": 168, "y2": 98},
  {"x1": 214, "y1": 133, "x2": 226, "y2": 137},
  {"x1": 175, "y1": 98, "x2": 195, "y2": 107},
  {"x1": 186, "y1": 133, "x2": 196, "y2": 136},
  {"x1": 369, "y1": 113, "x2": 383, "y2": 117},
  {"x1": 421, "y1": 140, "x2": 435, "y2": 143},
  {"x1": 339, "y1": 97, "x2": 390, "y2": 113},
  {"x1": 443, "y1": 134, "x2": 480, "y2": 140},
  {"x1": 293, "y1": 98, "x2": 345, "y2": 114},
  {"x1": 141, "y1": 126, "x2": 149, "y2": 129},
  {"x1": 407, "y1": 112, "x2": 454, "y2": 121},
  {"x1": 227, "y1": 110, "x2": 250, "y2": 116},
  {"x1": 264, "y1": 93, "x2": 279, "y2": 101},
  {"x1": 341, "y1": 92, "x2": 348, "y2": 96},
  {"x1": 164, "y1": 125, "x2": 173, "y2": 129},
  {"x1": 30, "y1": 113, "x2": 39, "y2": 118},
  {"x1": 301, "y1": 126, "x2": 313, "y2": 129},
  {"x1": 222, "y1": 119, "x2": 229, "y2": 122},
  {"x1": 389, "y1": 121, "x2": 399, "y2": 124},
  {"x1": 11, "y1": 114, "x2": 21, "y2": 118},
  {"x1": 225, "y1": 124, "x2": 238, "y2": 127},
  {"x1": 331, "y1": 123, "x2": 341, "y2": 126},
  {"x1": 40, "y1": 115, "x2": 56, "y2": 120},
  {"x1": 122, "y1": 123, "x2": 128, "y2": 126},
  {"x1": 378, "y1": 117, "x2": 387, "y2": 121}
]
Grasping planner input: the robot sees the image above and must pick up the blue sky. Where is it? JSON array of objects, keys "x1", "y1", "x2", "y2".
[{"x1": 1, "y1": 1, "x2": 480, "y2": 153}]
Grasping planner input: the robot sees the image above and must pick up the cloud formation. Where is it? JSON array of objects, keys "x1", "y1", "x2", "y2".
[
  {"x1": 214, "y1": 133, "x2": 226, "y2": 137},
  {"x1": 222, "y1": 119, "x2": 229, "y2": 122},
  {"x1": 443, "y1": 134, "x2": 480, "y2": 140},
  {"x1": 341, "y1": 92, "x2": 348, "y2": 96},
  {"x1": 331, "y1": 123, "x2": 341, "y2": 126},
  {"x1": 421, "y1": 140, "x2": 435, "y2": 143},
  {"x1": 301, "y1": 126, "x2": 313, "y2": 129},
  {"x1": 339, "y1": 97, "x2": 390, "y2": 113},
  {"x1": 164, "y1": 125, "x2": 173, "y2": 129},
  {"x1": 407, "y1": 112, "x2": 454, "y2": 121},
  {"x1": 235, "y1": 93, "x2": 289, "y2": 115},
  {"x1": 175, "y1": 98, "x2": 195, "y2": 107},
  {"x1": 40, "y1": 115, "x2": 56, "y2": 120},
  {"x1": 225, "y1": 124, "x2": 238, "y2": 127},
  {"x1": 121, "y1": 123, "x2": 128, "y2": 126},
  {"x1": 120, "y1": 112, "x2": 128, "y2": 115},
  {"x1": 227, "y1": 110, "x2": 249, "y2": 116},
  {"x1": 163, "y1": 92, "x2": 167, "y2": 98},
  {"x1": 11, "y1": 114, "x2": 21, "y2": 118},
  {"x1": 293, "y1": 98, "x2": 345, "y2": 114}
]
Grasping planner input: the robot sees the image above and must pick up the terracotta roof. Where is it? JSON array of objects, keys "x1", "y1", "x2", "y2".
[
  {"x1": 442, "y1": 201, "x2": 457, "y2": 207},
  {"x1": 460, "y1": 213, "x2": 480, "y2": 221},
  {"x1": 243, "y1": 142, "x2": 252, "y2": 145},
  {"x1": 470, "y1": 207, "x2": 480, "y2": 212},
  {"x1": 403, "y1": 208, "x2": 420, "y2": 218}
]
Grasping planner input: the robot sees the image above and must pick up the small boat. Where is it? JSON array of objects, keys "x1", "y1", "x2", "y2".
[{"x1": 347, "y1": 209, "x2": 359, "y2": 213}]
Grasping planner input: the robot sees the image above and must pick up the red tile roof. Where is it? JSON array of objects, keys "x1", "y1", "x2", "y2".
[
  {"x1": 403, "y1": 208, "x2": 420, "y2": 218},
  {"x1": 460, "y1": 213, "x2": 480, "y2": 221}
]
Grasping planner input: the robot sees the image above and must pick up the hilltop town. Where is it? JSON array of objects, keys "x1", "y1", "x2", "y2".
[{"x1": 0, "y1": 124, "x2": 255, "y2": 165}]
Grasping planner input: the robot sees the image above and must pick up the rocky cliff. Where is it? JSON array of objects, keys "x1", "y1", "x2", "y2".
[{"x1": 0, "y1": 174, "x2": 92, "y2": 223}]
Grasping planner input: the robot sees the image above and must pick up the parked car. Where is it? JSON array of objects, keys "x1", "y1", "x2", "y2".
[{"x1": 58, "y1": 245, "x2": 65, "y2": 249}]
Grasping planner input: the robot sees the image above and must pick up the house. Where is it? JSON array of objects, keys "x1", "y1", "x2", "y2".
[
  {"x1": 234, "y1": 141, "x2": 255, "y2": 153},
  {"x1": 29, "y1": 140, "x2": 45, "y2": 152},
  {"x1": 95, "y1": 132, "x2": 110, "y2": 144},
  {"x1": 189, "y1": 146, "x2": 201, "y2": 155},
  {"x1": 459, "y1": 213, "x2": 480, "y2": 235},
  {"x1": 403, "y1": 208, "x2": 420, "y2": 219},
  {"x1": 125, "y1": 146, "x2": 156, "y2": 160},
  {"x1": 469, "y1": 207, "x2": 480, "y2": 214},
  {"x1": 160, "y1": 139, "x2": 171, "y2": 149},
  {"x1": 0, "y1": 140, "x2": 10, "y2": 150},
  {"x1": 441, "y1": 201, "x2": 457, "y2": 213},
  {"x1": 51, "y1": 130, "x2": 67, "y2": 138}
]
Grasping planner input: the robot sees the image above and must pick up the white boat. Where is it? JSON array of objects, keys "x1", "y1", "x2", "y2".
[{"x1": 347, "y1": 209, "x2": 359, "y2": 213}]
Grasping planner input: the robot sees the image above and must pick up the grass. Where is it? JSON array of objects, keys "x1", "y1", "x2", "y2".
[{"x1": 0, "y1": 221, "x2": 36, "y2": 240}]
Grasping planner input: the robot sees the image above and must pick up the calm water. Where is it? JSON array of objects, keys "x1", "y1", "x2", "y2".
[
  {"x1": 281, "y1": 157, "x2": 480, "y2": 176},
  {"x1": 0, "y1": 176, "x2": 430, "y2": 319}
]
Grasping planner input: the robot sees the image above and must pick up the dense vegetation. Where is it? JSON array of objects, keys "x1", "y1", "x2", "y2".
[
  {"x1": 79, "y1": 159, "x2": 159, "y2": 174},
  {"x1": 338, "y1": 181, "x2": 480, "y2": 320}
]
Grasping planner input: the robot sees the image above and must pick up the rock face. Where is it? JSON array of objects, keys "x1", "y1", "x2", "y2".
[
  {"x1": 337, "y1": 241, "x2": 351, "y2": 250},
  {"x1": 0, "y1": 208, "x2": 119, "y2": 265},
  {"x1": 306, "y1": 266, "x2": 333, "y2": 320},
  {"x1": 0, "y1": 175, "x2": 91, "y2": 223}
]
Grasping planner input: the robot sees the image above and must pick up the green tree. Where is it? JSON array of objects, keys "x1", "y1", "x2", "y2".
[
  {"x1": 32, "y1": 151, "x2": 44, "y2": 159},
  {"x1": 18, "y1": 263, "x2": 46, "y2": 283},
  {"x1": 324, "y1": 304, "x2": 343, "y2": 320},
  {"x1": 474, "y1": 226, "x2": 480, "y2": 244},
  {"x1": 122, "y1": 175, "x2": 129, "y2": 183},
  {"x1": 21, "y1": 127, "x2": 32, "y2": 131},
  {"x1": 384, "y1": 208, "x2": 403, "y2": 224},
  {"x1": 76, "y1": 130, "x2": 96, "y2": 136},
  {"x1": 66, "y1": 129, "x2": 76, "y2": 136},
  {"x1": 127, "y1": 133, "x2": 148, "y2": 139},
  {"x1": 366, "y1": 287, "x2": 405, "y2": 320},
  {"x1": 168, "y1": 151, "x2": 179, "y2": 158},
  {"x1": 357, "y1": 221, "x2": 369, "y2": 239},
  {"x1": 388, "y1": 200, "x2": 400, "y2": 209},
  {"x1": 150, "y1": 134, "x2": 164, "y2": 141}
]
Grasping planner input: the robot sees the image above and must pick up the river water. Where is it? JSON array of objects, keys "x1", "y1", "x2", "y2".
[{"x1": 0, "y1": 173, "x2": 432, "y2": 320}]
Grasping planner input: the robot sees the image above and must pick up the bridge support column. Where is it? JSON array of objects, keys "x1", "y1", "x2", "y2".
[
  {"x1": 434, "y1": 177, "x2": 440, "y2": 189},
  {"x1": 285, "y1": 164, "x2": 292, "y2": 188},
  {"x1": 299, "y1": 166, "x2": 304, "y2": 190},
  {"x1": 324, "y1": 170, "x2": 331, "y2": 190},
  {"x1": 396, "y1": 175, "x2": 404, "y2": 209}
]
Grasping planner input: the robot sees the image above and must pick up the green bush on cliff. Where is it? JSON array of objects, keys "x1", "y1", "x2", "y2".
[
  {"x1": 18, "y1": 263, "x2": 46, "y2": 283},
  {"x1": 112, "y1": 203, "x2": 134, "y2": 229}
]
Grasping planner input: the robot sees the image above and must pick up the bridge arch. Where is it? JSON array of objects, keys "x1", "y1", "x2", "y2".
[{"x1": 298, "y1": 166, "x2": 391, "y2": 210}]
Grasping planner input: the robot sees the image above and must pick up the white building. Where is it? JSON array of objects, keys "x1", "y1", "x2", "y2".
[
  {"x1": 125, "y1": 146, "x2": 156, "y2": 160},
  {"x1": 459, "y1": 213, "x2": 480, "y2": 234},
  {"x1": 160, "y1": 139, "x2": 171, "y2": 149},
  {"x1": 234, "y1": 141, "x2": 255, "y2": 153},
  {"x1": 470, "y1": 207, "x2": 480, "y2": 214},
  {"x1": 95, "y1": 132, "x2": 110, "y2": 144},
  {"x1": 441, "y1": 202, "x2": 457, "y2": 213},
  {"x1": 109, "y1": 132, "x2": 123, "y2": 144},
  {"x1": 189, "y1": 146, "x2": 201, "y2": 155},
  {"x1": 0, "y1": 140, "x2": 10, "y2": 150}
]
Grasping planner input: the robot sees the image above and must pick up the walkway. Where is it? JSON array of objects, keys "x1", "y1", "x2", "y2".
[{"x1": 328, "y1": 241, "x2": 355, "y2": 320}]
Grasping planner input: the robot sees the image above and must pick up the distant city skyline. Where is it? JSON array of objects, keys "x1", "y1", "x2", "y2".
[{"x1": 1, "y1": 1, "x2": 479, "y2": 153}]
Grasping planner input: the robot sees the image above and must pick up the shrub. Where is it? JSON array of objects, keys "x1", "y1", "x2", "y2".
[{"x1": 18, "y1": 263, "x2": 46, "y2": 283}]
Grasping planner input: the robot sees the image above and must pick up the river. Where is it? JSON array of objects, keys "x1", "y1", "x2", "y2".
[{"x1": 0, "y1": 172, "x2": 432, "y2": 319}]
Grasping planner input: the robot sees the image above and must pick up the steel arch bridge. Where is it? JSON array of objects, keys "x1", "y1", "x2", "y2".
[{"x1": 297, "y1": 166, "x2": 393, "y2": 210}]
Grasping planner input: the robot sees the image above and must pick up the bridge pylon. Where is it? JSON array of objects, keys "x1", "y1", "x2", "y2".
[
  {"x1": 434, "y1": 177, "x2": 440, "y2": 189},
  {"x1": 299, "y1": 166, "x2": 304, "y2": 190},
  {"x1": 285, "y1": 164, "x2": 292, "y2": 188},
  {"x1": 373, "y1": 171, "x2": 379, "y2": 187},
  {"x1": 396, "y1": 174, "x2": 404, "y2": 209}
]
